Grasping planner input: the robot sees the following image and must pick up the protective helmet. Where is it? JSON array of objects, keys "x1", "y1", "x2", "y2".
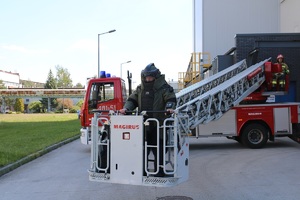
[
  {"x1": 141, "y1": 63, "x2": 161, "y2": 78},
  {"x1": 277, "y1": 54, "x2": 284, "y2": 60}
]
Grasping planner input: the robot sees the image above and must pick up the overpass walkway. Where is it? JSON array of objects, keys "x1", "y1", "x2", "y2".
[{"x1": 0, "y1": 88, "x2": 86, "y2": 98}]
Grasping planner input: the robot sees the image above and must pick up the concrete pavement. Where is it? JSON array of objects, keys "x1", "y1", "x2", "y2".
[{"x1": 0, "y1": 137, "x2": 300, "y2": 200}]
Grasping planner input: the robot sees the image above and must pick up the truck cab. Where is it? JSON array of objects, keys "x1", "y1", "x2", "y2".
[{"x1": 80, "y1": 76, "x2": 127, "y2": 145}]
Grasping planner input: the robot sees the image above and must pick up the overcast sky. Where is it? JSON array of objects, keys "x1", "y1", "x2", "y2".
[{"x1": 0, "y1": 0, "x2": 193, "y2": 87}]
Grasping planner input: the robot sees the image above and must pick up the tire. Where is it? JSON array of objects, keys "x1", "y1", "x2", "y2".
[{"x1": 241, "y1": 123, "x2": 268, "y2": 149}]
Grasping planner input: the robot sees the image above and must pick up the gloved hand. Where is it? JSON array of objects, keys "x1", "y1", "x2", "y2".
[{"x1": 119, "y1": 108, "x2": 127, "y2": 114}]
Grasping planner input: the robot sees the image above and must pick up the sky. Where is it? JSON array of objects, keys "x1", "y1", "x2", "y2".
[{"x1": 0, "y1": 0, "x2": 193, "y2": 87}]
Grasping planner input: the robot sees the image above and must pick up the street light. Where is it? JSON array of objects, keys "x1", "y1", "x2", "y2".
[
  {"x1": 98, "y1": 29, "x2": 116, "y2": 78},
  {"x1": 120, "y1": 60, "x2": 131, "y2": 79}
]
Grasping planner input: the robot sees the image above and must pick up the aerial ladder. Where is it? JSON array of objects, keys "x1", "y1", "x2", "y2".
[
  {"x1": 175, "y1": 58, "x2": 269, "y2": 130},
  {"x1": 88, "y1": 58, "x2": 270, "y2": 187}
]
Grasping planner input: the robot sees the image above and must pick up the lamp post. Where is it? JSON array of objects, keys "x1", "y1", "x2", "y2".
[
  {"x1": 120, "y1": 60, "x2": 131, "y2": 79},
  {"x1": 98, "y1": 29, "x2": 116, "y2": 78}
]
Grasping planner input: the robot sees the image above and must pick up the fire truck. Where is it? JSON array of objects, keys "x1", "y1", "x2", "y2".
[
  {"x1": 79, "y1": 73, "x2": 129, "y2": 145},
  {"x1": 86, "y1": 58, "x2": 300, "y2": 187}
]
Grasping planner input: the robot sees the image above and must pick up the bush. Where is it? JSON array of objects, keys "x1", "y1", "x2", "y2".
[
  {"x1": 28, "y1": 101, "x2": 43, "y2": 113},
  {"x1": 76, "y1": 99, "x2": 84, "y2": 108},
  {"x1": 70, "y1": 106, "x2": 80, "y2": 113}
]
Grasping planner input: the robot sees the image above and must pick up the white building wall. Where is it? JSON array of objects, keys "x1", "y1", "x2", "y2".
[
  {"x1": 280, "y1": 0, "x2": 300, "y2": 32},
  {"x1": 193, "y1": 0, "x2": 202, "y2": 53},
  {"x1": 196, "y1": 0, "x2": 280, "y2": 60},
  {"x1": 0, "y1": 70, "x2": 20, "y2": 88}
]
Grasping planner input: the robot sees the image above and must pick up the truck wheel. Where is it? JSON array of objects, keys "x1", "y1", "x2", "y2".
[{"x1": 241, "y1": 123, "x2": 268, "y2": 149}]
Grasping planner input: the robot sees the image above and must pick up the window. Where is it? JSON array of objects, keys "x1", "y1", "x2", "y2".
[
  {"x1": 88, "y1": 82, "x2": 115, "y2": 110},
  {"x1": 121, "y1": 81, "x2": 127, "y2": 105}
]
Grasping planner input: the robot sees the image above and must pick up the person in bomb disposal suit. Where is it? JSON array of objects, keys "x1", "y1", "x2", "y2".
[{"x1": 119, "y1": 63, "x2": 176, "y2": 176}]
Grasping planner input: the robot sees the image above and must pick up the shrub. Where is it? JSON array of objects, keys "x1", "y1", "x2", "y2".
[
  {"x1": 28, "y1": 101, "x2": 43, "y2": 113},
  {"x1": 70, "y1": 106, "x2": 80, "y2": 113}
]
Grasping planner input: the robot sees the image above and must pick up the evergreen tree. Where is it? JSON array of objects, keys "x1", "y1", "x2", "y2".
[
  {"x1": 45, "y1": 69, "x2": 57, "y2": 89},
  {"x1": 14, "y1": 98, "x2": 24, "y2": 113},
  {"x1": 40, "y1": 69, "x2": 57, "y2": 112}
]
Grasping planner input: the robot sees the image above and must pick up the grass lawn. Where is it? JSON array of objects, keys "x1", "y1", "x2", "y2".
[{"x1": 0, "y1": 113, "x2": 81, "y2": 167}]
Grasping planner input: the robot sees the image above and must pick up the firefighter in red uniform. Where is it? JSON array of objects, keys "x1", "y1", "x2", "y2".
[{"x1": 272, "y1": 54, "x2": 290, "y2": 90}]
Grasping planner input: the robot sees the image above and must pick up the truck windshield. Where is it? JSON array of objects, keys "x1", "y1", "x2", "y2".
[{"x1": 88, "y1": 82, "x2": 115, "y2": 110}]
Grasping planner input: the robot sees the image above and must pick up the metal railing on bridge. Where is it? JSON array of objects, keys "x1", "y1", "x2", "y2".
[{"x1": 0, "y1": 88, "x2": 86, "y2": 98}]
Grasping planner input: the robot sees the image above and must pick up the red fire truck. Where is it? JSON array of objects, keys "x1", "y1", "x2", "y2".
[
  {"x1": 191, "y1": 60, "x2": 300, "y2": 149},
  {"x1": 79, "y1": 75, "x2": 128, "y2": 145},
  {"x1": 81, "y1": 59, "x2": 300, "y2": 149},
  {"x1": 86, "y1": 58, "x2": 300, "y2": 186},
  {"x1": 86, "y1": 58, "x2": 300, "y2": 187}
]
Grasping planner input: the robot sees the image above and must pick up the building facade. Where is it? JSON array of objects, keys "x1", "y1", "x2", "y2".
[
  {"x1": 192, "y1": 0, "x2": 300, "y2": 102},
  {"x1": 194, "y1": 0, "x2": 300, "y2": 59},
  {"x1": 234, "y1": 33, "x2": 300, "y2": 102},
  {"x1": 0, "y1": 70, "x2": 20, "y2": 88}
]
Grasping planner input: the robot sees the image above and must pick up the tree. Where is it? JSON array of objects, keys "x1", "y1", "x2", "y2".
[
  {"x1": 14, "y1": 98, "x2": 24, "y2": 113},
  {"x1": 56, "y1": 98, "x2": 73, "y2": 111},
  {"x1": 1, "y1": 97, "x2": 14, "y2": 112},
  {"x1": 45, "y1": 69, "x2": 57, "y2": 89},
  {"x1": 55, "y1": 65, "x2": 73, "y2": 88},
  {"x1": 76, "y1": 99, "x2": 84, "y2": 108},
  {"x1": 40, "y1": 69, "x2": 57, "y2": 112},
  {"x1": 0, "y1": 80, "x2": 6, "y2": 112},
  {"x1": 0, "y1": 80, "x2": 6, "y2": 89},
  {"x1": 74, "y1": 82, "x2": 84, "y2": 88}
]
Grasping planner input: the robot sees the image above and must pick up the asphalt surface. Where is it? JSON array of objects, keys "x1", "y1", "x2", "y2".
[{"x1": 0, "y1": 137, "x2": 300, "y2": 200}]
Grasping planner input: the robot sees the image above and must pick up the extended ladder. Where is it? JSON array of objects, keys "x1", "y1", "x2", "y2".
[{"x1": 175, "y1": 58, "x2": 270, "y2": 131}]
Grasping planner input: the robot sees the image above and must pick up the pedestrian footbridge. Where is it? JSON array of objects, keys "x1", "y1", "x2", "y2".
[{"x1": 0, "y1": 88, "x2": 86, "y2": 98}]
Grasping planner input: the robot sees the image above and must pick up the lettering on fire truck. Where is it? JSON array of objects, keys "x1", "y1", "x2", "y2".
[
  {"x1": 97, "y1": 105, "x2": 116, "y2": 110},
  {"x1": 114, "y1": 124, "x2": 140, "y2": 129},
  {"x1": 248, "y1": 112, "x2": 262, "y2": 116}
]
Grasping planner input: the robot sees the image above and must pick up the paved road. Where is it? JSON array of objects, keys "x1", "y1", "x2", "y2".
[{"x1": 0, "y1": 137, "x2": 300, "y2": 200}]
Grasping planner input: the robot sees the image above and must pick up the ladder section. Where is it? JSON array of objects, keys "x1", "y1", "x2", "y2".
[
  {"x1": 175, "y1": 58, "x2": 270, "y2": 130},
  {"x1": 176, "y1": 59, "x2": 247, "y2": 108}
]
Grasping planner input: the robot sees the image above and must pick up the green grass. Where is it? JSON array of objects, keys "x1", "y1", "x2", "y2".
[{"x1": 0, "y1": 113, "x2": 80, "y2": 167}]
